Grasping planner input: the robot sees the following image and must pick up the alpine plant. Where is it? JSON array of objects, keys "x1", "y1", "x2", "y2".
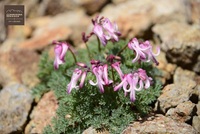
[{"x1": 53, "y1": 15, "x2": 160, "y2": 102}]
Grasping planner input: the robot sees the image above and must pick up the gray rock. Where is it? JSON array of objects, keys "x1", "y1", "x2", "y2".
[
  {"x1": 25, "y1": 91, "x2": 58, "y2": 134},
  {"x1": 156, "y1": 83, "x2": 198, "y2": 113},
  {"x1": 174, "y1": 67, "x2": 197, "y2": 88},
  {"x1": 123, "y1": 114, "x2": 198, "y2": 134},
  {"x1": 153, "y1": 21, "x2": 200, "y2": 73},
  {"x1": 192, "y1": 116, "x2": 200, "y2": 133},
  {"x1": 0, "y1": 84, "x2": 33, "y2": 134},
  {"x1": 166, "y1": 101, "x2": 196, "y2": 122},
  {"x1": 197, "y1": 101, "x2": 200, "y2": 116},
  {"x1": 82, "y1": 127, "x2": 109, "y2": 134}
]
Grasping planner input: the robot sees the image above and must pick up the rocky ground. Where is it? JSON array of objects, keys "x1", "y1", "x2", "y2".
[{"x1": 0, "y1": 0, "x2": 200, "y2": 134}]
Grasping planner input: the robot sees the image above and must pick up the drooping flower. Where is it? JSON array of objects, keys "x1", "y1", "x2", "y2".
[
  {"x1": 111, "y1": 62, "x2": 124, "y2": 80},
  {"x1": 53, "y1": 41, "x2": 69, "y2": 69},
  {"x1": 83, "y1": 16, "x2": 121, "y2": 46},
  {"x1": 67, "y1": 68, "x2": 82, "y2": 94},
  {"x1": 114, "y1": 73, "x2": 143, "y2": 102},
  {"x1": 137, "y1": 68, "x2": 152, "y2": 89},
  {"x1": 101, "y1": 18, "x2": 121, "y2": 42},
  {"x1": 89, "y1": 61, "x2": 113, "y2": 93},
  {"x1": 67, "y1": 63, "x2": 89, "y2": 94},
  {"x1": 93, "y1": 22, "x2": 108, "y2": 46},
  {"x1": 128, "y1": 38, "x2": 160, "y2": 65}
]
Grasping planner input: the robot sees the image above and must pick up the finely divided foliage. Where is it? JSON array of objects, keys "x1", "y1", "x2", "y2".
[{"x1": 33, "y1": 16, "x2": 162, "y2": 134}]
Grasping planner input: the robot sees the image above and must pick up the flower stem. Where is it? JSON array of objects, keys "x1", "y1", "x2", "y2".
[
  {"x1": 85, "y1": 43, "x2": 92, "y2": 60},
  {"x1": 116, "y1": 44, "x2": 128, "y2": 56},
  {"x1": 97, "y1": 37, "x2": 101, "y2": 52},
  {"x1": 111, "y1": 67, "x2": 115, "y2": 84},
  {"x1": 68, "y1": 47, "x2": 77, "y2": 63}
]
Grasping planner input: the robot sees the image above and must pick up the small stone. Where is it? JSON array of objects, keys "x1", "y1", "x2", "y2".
[
  {"x1": 25, "y1": 91, "x2": 58, "y2": 134},
  {"x1": 0, "y1": 48, "x2": 39, "y2": 88},
  {"x1": 174, "y1": 67, "x2": 197, "y2": 88},
  {"x1": 123, "y1": 114, "x2": 198, "y2": 134},
  {"x1": 166, "y1": 101, "x2": 196, "y2": 122},
  {"x1": 153, "y1": 21, "x2": 200, "y2": 73},
  {"x1": 0, "y1": 84, "x2": 33, "y2": 134},
  {"x1": 192, "y1": 116, "x2": 200, "y2": 133},
  {"x1": 190, "y1": 0, "x2": 200, "y2": 24},
  {"x1": 156, "y1": 83, "x2": 198, "y2": 113},
  {"x1": 83, "y1": 127, "x2": 109, "y2": 134},
  {"x1": 197, "y1": 101, "x2": 200, "y2": 116}
]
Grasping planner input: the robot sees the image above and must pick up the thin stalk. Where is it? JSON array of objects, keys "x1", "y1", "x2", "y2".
[
  {"x1": 111, "y1": 67, "x2": 115, "y2": 84},
  {"x1": 68, "y1": 47, "x2": 77, "y2": 63},
  {"x1": 97, "y1": 37, "x2": 101, "y2": 52},
  {"x1": 85, "y1": 43, "x2": 92, "y2": 60},
  {"x1": 116, "y1": 44, "x2": 128, "y2": 56}
]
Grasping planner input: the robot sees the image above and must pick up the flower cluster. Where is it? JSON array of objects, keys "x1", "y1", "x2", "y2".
[
  {"x1": 83, "y1": 16, "x2": 121, "y2": 46},
  {"x1": 53, "y1": 16, "x2": 160, "y2": 102}
]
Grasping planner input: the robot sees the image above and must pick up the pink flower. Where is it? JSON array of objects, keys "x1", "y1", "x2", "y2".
[
  {"x1": 128, "y1": 38, "x2": 160, "y2": 65},
  {"x1": 89, "y1": 63, "x2": 113, "y2": 93},
  {"x1": 137, "y1": 68, "x2": 152, "y2": 89},
  {"x1": 111, "y1": 62, "x2": 124, "y2": 80},
  {"x1": 114, "y1": 73, "x2": 143, "y2": 102},
  {"x1": 93, "y1": 22, "x2": 108, "y2": 46},
  {"x1": 53, "y1": 41, "x2": 69, "y2": 69},
  {"x1": 67, "y1": 63, "x2": 89, "y2": 94},
  {"x1": 83, "y1": 16, "x2": 121, "y2": 46},
  {"x1": 67, "y1": 68, "x2": 82, "y2": 94},
  {"x1": 102, "y1": 18, "x2": 121, "y2": 42}
]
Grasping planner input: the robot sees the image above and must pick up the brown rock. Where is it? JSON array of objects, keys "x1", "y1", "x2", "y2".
[
  {"x1": 76, "y1": 0, "x2": 109, "y2": 15},
  {"x1": 123, "y1": 114, "x2": 198, "y2": 134},
  {"x1": 190, "y1": 0, "x2": 200, "y2": 24},
  {"x1": 192, "y1": 116, "x2": 200, "y2": 133},
  {"x1": 25, "y1": 91, "x2": 58, "y2": 134},
  {"x1": 0, "y1": 84, "x2": 33, "y2": 134},
  {"x1": 153, "y1": 21, "x2": 200, "y2": 73},
  {"x1": 19, "y1": 10, "x2": 90, "y2": 50},
  {"x1": 19, "y1": 26, "x2": 71, "y2": 50},
  {"x1": 102, "y1": 0, "x2": 190, "y2": 38},
  {"x1": 156, "y1": 83, "x2": 198, "y2": 113},
  {"x1": 166, "y1": 101, "x2": 196, "y2": 122},
  {"x1": 197, "y1": 101, "x2": 200, "y2": 116},
  {"x1": 156, "y1": 50, "x2": 176, "y2": 84},
  {"x1": 0, "y1": 48, "x2": 39, "y2": 88},
  {"x1": 174, "y1": 67, "x2": 196, "y2": 87}
]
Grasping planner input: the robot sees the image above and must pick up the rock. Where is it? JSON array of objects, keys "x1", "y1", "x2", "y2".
[
  {"x1": 156, "y1": 83, "x2": 198, "y2": 113},
  {"x1": 111, "y1": 0, "x2": 128, "y2": 4},
  {"x1": 197, "y1": 101, "x2": 200, "y2": 116},
  {"x1": 25, "y1": 91, "x2": 58, "y2": 134},
  {"x1": 152, "y1": 21, "x2": 200, "y2": 73},
  {"x1": 174, "y1": 67, "x2": 197, "y2": 88},
  {"x1": 156, "y1": 50, "x2": 176, "y2": 84},
  {"x1": 102, "y1": 0, "x2": 190, "y2": 38},
  {"x1": 76, "y1": 0, "x2": 109, "y2": 15},
  {"x1": 192, "y1": 116, "x2": 200, "y2": 133},
  {"x1": 83, "y1": 127, "x2": 109, "y2": 134},
  {"x1": 0, "y1": 2, "x2": 6, "y2": 43},
  {"x1": 0, "y1": 48, "x2": 39, "y2": 88},
  {"x1": 7, "y1": 25, "x2": 32, "y2": 40},
  {"x1": 0, "y1": 84, "x2": 33, "y2": 134},
  {"x1": 123, "y1": 114, "x2": 198, "y2": 134},
  {"x1": 19, "y1": 10, "x2": 90, "y2": 50},
  {"x1": 166, "y1": 101, "x2": 196, "y2": 122},
  {"x1": 189, "y1": 0, "x2": 200, "y2": 24}
]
